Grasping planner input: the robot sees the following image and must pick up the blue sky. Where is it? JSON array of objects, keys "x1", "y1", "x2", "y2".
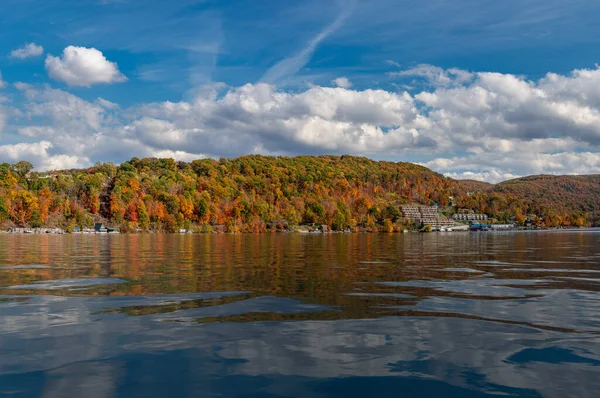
[{"x1": 1, "y1": 0, "x2": 600, "y2": 181}]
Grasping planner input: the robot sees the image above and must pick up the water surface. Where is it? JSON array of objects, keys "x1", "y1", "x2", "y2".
[{"x1": 1, "y1": 231, "x2": 599, "y2": 397}]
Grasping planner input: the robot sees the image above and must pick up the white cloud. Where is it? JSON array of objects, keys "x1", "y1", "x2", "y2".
[
  {"x1": 130, "y1": 83, "x2": 425, "y2": 157},
  {"x1": 22, "y1": 86, "x2": 108, "y2": 131},
  {"x1": 150, "y1": 150, "x2": 206, "y2": 162},
  {"x1": 18, "y1": 126, "x2": 57, "y2": 138},
  {"x1": 13, "y1": 82, "x2": 32, "y2": 91},
  {"x1": 411, "y1": 66, "x2": 600, "y2": 157},
  {"x1": 0, "y1": 71, "x2": 6, "y2": 89},
  {"x1": 391, "y1": 64, "x2": 473, "y2": 87},
  {"x1": 0, "y1": 141, "x2": 52, "y2": 161},
  {"x1": 444, "y1": 171, "x2": 521, "y2": 184},
  {"x1": 10, "y1": 86, "x2": 124, "y2": 166},
  {"x1": 10, "y1": 43, "x2": 44, "y2": 59},
  {"x1": 332, "y1": 77, "x2": 352, "y2": 88},
  {"x1": 425, "y1": 151, "x2": 600, "y2": 183},
  {"x1": 45, "y1": 46, "x2": 127, "y2": 87},
  {"x1": 96, "y1": 98, "x2": 120, "y2": 110},
  {"x1": 0, "y1": 141, "x2": 89, "y2": 171}
]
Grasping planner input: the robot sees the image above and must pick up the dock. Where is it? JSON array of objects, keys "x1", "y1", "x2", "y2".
[{"x1": 8, "y1": 228, "x2": 65, "y2": 234}]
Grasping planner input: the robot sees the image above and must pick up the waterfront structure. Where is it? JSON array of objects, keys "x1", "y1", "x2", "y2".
[
  {"x1": 488, "y1": 224, "x2": 515, "y2": 230},
  {"x1": 94, "y1": 223, "x2": 107, "y2": 233},
  {"x1": 469, "y1": 223, "x2": 489, "y2": 231},
  {"x1": 452, "y1": 213, "x2": 489, "y2": 221},
  {"x1": 8, "y1": 228, "x2": 64, "y2": 234},
  {"x1": 452, "y1": 209, "x2": 488, "y2": 221},
  {"x1": 400, "y1": 205, "x2": 454, "y2": 227},
  {"x1": 447, "y1": 224, "x2": 470, "y2": 231},
  {"x1": 93, "y1": 223, "x2": 120, "y2": 233}
]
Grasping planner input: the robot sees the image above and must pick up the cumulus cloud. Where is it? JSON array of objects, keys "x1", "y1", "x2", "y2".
[
  {"x1": 444, "y1": 171, "x2": 521, "y2": 184},
  {"x1": 45, "y1": 46, "x2": 127, "y2": 87},
  {"x1": 414, "y1": 66, "x2": 600, "y2": 148},
  {"x1": 10, "y1": 43, "x2": 44, "y2": 59},
  {"x1": 5, "y1": 64, "x2": 600, "y2": 180},
  {"x1": 130, "y1": 83, "x2": 425, "y2": 157},
  {"x1": 150, "y1": 150, "x2": 206, "y2": 162},
  {"x1": 0, "y1": 141, "x2": 88, "y2": 171},
  {"x1": 332, "y1": 77, "x2": 352, "y2": 88}
]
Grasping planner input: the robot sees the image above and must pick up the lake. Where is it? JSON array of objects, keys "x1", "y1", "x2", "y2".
[{"x1": 1, "y1": 231, "x2": 599, "y2": 397}]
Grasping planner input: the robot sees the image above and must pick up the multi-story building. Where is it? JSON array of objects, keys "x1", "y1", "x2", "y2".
[
  {"x1": 452, "y1": 213, "x2": 489, "y2": 221},
  {"x1": 400, "y1": 206, "x2": 421, "y2": 220},
  {"x1": 400, "y1": 206, "x2": 454, "y2": 227}
]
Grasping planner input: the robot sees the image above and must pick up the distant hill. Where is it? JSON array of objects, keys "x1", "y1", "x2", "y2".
[
  {"x1": 454, "y1": 175, "x2": 600, "y2": 227},
  {"x1": 494, "y1": 175, "x2": 600, "y2": 224},
  {"x1": 1, "y1": 156, "x2": 598, "y2": 231}
]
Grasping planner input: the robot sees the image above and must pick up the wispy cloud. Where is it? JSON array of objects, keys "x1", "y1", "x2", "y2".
[
  {"x1": 136, "y1": 12, "x2": 224, "y2": 91},
  {"x1": 260, "y1": 0, "x2": 357, "y2": 84},
  {"x1": 332, "y1": 76, "x2": 352, "y2": 88},
  {"x1": 10, "y1": 43, "x2": 44, "y2": 59}
]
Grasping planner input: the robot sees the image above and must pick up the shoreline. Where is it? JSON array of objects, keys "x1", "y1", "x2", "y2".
[{"x1": 2, "y1": 227, "x2": 598, "y2": 236}]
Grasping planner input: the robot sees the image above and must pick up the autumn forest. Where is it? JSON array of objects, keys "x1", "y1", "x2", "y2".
[{"x1": 0, "y1": 156, "x2": 598, "y2": 232}]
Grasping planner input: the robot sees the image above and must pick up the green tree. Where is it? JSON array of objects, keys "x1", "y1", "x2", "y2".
[
  {"x1": 138, "y1": 201, "x2": 150, "y2": 228},
  {"x1": 0, "y1": 197, "x2": 8, "y2": 220},
  {"x1": 12, "y1": 161, "x2": 34, "y2": 180}
]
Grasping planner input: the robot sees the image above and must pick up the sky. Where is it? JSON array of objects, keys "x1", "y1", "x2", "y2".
[{"x1": 1, "y1": 0, "x2": 600, "y2": 182}]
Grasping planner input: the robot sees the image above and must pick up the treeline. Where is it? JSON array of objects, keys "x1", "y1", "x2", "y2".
[{"x1": 0, "y1": 156, "x2": 598, "y2": 232}]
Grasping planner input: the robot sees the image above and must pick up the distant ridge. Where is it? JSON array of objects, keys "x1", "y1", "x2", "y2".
[
  {"x1": 494, "y1": 174, "x2": 600, "y2": 224},
  {"x1": 454, "y1": 174, "x2": 600, "y2": 227}
]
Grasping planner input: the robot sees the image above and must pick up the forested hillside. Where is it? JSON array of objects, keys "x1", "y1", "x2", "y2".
[
  {"x1": 453, "y1": 175, "x2": 600, "y2": 227},
  {"x1": 494, "y1": 175, "x2": 600, "y2": 226},
  {"x1": 1, "y1": 156, "x2": 598, "y2": 232}
]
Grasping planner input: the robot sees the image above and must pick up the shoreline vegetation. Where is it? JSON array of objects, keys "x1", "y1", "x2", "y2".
[
  {"x1": 2, "y1": 226, "x2": 597, "y2": 236},
  {"x1": 1, "y1": 155, "x2": 599, "y2": 234}
]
